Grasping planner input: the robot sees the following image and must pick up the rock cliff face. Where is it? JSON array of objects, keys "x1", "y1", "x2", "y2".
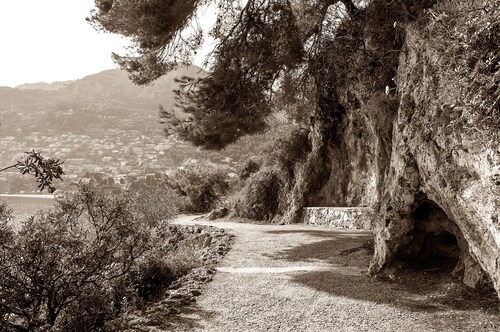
[
  {"x1": 308, "y1": 94, "x2": 395, "y2": 209},
  {"x1": 371, "y1": 19, "x2": 500, "y2": 294},
  {"x1": 286, "y1": 0, "x2": 500, "y2": 297}
]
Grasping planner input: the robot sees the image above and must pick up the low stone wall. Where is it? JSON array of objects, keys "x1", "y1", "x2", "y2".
[{"x1": 303, "y1": 207, "x2": 374, "y2": 230}]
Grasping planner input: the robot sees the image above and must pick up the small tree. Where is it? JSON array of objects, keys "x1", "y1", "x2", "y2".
[
  {"x1": 232, "y1": 126, "x2": 310, "y2": 221},
  {"x1": 0, "y1": 183, "x2": 151, "y2": 331}
]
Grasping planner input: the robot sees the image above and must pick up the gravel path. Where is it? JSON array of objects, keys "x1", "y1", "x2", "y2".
[{"x1": 173, "y1": 216, "x2": 499, "y2": 332}]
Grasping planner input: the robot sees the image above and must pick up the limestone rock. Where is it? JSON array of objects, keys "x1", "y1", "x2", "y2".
[
  {"x1": 284, "y1": 0, "x2": 500, "y2": 298},
  {"x1": 370, "y1": 27, "x2": 500, "y2": 295}
]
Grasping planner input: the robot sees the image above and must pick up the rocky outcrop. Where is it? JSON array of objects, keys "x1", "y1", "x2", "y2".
[
  {"x1": 286, "y1": 0, "x2": 500, "y2": 297},
  {"x1": 309, "y1": 95, "x2": 395, "y2": 209},
  {"x1": 370, "y1": 21, "x2": 500, "y2": 294}
]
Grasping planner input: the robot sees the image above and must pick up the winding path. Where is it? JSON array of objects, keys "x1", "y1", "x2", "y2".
[{"x1": 173, "y1": 216, "x2": 499, "y2": 332}]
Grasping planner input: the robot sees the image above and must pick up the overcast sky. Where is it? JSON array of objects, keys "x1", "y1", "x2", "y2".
[
  {"x1": 0, "y1": 0, "x2": 125, "y2": 87},
  {"x1": 0, "y1": 0, "x2": 215, "y2": 87}
]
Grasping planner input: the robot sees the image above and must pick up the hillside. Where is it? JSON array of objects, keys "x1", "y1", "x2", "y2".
[{"x1": 0, "y1": 66, "x2": 268, "y2": 193}]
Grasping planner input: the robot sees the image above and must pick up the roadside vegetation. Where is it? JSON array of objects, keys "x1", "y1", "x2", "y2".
[{"x1": 0, "y1": 175, "x2": 233, "y2": 331}]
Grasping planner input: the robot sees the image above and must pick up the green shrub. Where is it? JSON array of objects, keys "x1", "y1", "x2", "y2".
[
  {"x1": 55, "y1": 286, "x2": 118, "y2": 331},
  {"x1": 132, "y1": 256, "x2": 176, "y2": 302},
  {"x1": 0, "y1": 201, "x2": 13, "y2": 246},
  {"x1": 0, "y1": 183, "x2": 210, "y2": 331},
  {"x1": 128, "y1": 231, "x2": 202, "y2": 302},
  {"x1": 169, "y1": 163, "x2": 231, "y2": 213},
  {"x1": 236, "y1": 166, "x2": 285, "y2": 221}
]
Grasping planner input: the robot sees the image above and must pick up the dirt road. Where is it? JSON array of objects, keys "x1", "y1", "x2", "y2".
[{"x1": 173, "y1": 216, "x2": 499, "y2": 332}]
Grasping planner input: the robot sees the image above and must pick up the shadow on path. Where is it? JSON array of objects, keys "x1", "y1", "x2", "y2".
[
  {"x1": 265, "y1": 229, "x2": 373, "y2": 267},
  {"x1": 265, "y1": 228, "x2": 500, "y2": 329},
  {"x1": 266, "y1": 229, "x2": 371, "y2": 238}
]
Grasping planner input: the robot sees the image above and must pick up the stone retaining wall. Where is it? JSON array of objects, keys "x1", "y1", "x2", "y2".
[{"x1": 303, "y1": 207, "x2": 374, "y2": 230}]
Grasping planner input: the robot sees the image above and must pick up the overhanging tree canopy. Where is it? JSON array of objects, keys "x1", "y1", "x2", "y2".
[{"x1": 88, "y1": 0, "x2": 402, "y2": 149}]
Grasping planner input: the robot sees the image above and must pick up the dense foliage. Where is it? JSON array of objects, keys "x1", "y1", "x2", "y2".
[
  {"x1": 127, "y1": 180, "x2": 179, "y2": 225},
  {"x1": 126, "y1": 162, "x2": 232, "y2": 214},
  {"x1": 235, "y1": 166, "x2": 284, "y2": 221},
  {"x1": 0, "y1": 185, "x2": 144, "y2": 330},
  {"x1": 413, "y1": 0, "x2": 500, "y2": 136},
  {"x1": 0, "y1": 184, "x2": 196, "y2": 331},
  {"x1": 232, "y1": 125, "x2": 310, "y2": 221},
  {"x1": 238, "y1": 157, "x2": 262, "y2": 180}
]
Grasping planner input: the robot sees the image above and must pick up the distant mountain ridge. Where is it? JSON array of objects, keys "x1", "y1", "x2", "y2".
[
  {"x1": 1, "y1": 66, "x2": 206, "y2": 107},
  {"x1": 60, "y1": 66, "x2": 205, "y2": 104},
  {"x1": 16, "y1": 81, "x2": 74, "y2": 91}
]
